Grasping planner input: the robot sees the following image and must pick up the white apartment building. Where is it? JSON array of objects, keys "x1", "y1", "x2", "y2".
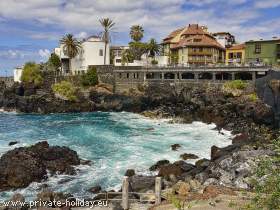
[
  {"x1": 13, "y1": 67, "x2": 23, "y2": 82},
  {"x1": 213, "y1": 32, "x2": 235, "y2": 48},
  {"x1": 55, "y1": 36, "x2": 110, "y2": 75}
]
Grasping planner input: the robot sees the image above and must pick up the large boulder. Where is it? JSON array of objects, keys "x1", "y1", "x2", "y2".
[
  {"x1": 0, "y1": 141, "x2": 80, "y2": 191},
  {"x1": 149, "y1": 160, "x2": 170, "y2": 171},
  {"x1": 129, "y1": 176, "x2": 155, "y2": 192},
  {"x1": 158, "y1": 161, "x2": 194, "y2": 178}
]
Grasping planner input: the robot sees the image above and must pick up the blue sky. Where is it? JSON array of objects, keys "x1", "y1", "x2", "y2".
[{"x1": 0, "y1": 0, "x2": 280, "y2": 76}]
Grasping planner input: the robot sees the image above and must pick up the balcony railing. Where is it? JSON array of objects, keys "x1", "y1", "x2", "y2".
[{"x1": 188, "y1": 51, "x2": 212, "y2": 56}]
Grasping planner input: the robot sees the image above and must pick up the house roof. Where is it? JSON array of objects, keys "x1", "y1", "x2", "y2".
[
  {"x1": 171, "y1": 34, "x2": 225, "y2": 50},
  {"x1": 245, "y1": 38, "x2": 280, "y2": 43},
  {"x1": 228, "y1": 43, "x2": 245, "y2": 50},
  {"x1": 181, "y1": 24, "x2": 211, "y2": 37},
  {"x1": 163, "y1": 27, "x2": 185, "y2": 43},
  {"x1": 213, "y1": 32, "x2": 232, "y2": 36}
]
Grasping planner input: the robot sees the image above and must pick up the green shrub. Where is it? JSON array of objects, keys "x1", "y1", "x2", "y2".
[
  {"x1": 48, "y1": 53, "x2": 61, "y2": 71},
  {"x1": 248, "y1": 93, "x2": 258, "y2": 102},
  {"x1": 223, "y1": 80, "x2": 248, "y2": 90},
  {"x1": 243, "y1": 138, "x2": 280, "y2": 210},
  {"x1": 81, "y1": 67, "x2": 99, "y2": 87},
  {"x1": 52, "y1": 81, "x2": 77, "y2": 101},
  {"x1": 151, "y1": 60, "x2": 158, "y2": 65},
  {"x1": 21, "y1": 62, "x2": 43, "y2": 87}
]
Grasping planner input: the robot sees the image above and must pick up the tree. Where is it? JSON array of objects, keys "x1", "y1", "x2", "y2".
[
  {"x1": 121, "y1": 49, "x2": 134, "y2": 66},
  {"x1": 21, "y1": 62, "x2": 43, "y2": 87},
  {"x1": 81, "y1": 67, "x2": 99, "y2": 87},
  {"x1": 129, "y1": 41, "x2": 147, "y2": 60},
  {"x1": 60, "y1": 34, "x2": 82, "y2": 73},
  {"x1": 99, "y1": 18, "x2": 115, "y2": 65},
  {"x1": 147, "y1": 38, "x2": 161, "y2": 58},
  {"x1": 48, "y1": 53, "x2": 61, "y2": 71},
  {"x1": 130, "y1": 25, "x2": 144, "y2": 42}
]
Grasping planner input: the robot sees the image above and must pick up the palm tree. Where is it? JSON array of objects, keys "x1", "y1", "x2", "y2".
[
  {"x1": 147, "y1": 38, "x2": 160, "y2": 58},
  {"x1": 99, "y1": 18, "x2": 115, "y2": 65},
  {"x1": 60, "y1": 34, "x2": 82, "y2": 74},
  {"x1": 130, "y1": 25, "x2": 144, "y2": 42}
]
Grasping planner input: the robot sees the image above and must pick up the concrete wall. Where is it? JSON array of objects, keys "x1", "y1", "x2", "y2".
[{"x1": 110, "y1": 66, "x2": 271, "y2": 93}]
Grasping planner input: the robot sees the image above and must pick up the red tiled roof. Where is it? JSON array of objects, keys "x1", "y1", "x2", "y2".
[
  {"x1": 163, "y1": 27, "x2": 184, "y2": 43},
  {"x1": 181, "y1": 24, "x2": 211, "y2": 37},
  {"x1": 228, "y1": 43, "x2": 245, "y2": 50},
  {"x1": 171, "y1": 34, "x2": 225, "y2": 50}
]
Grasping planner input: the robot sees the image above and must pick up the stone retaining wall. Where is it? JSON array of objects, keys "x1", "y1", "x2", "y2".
[{"x1": 0, "y1": 77, "x2": 14, "y2": 87}]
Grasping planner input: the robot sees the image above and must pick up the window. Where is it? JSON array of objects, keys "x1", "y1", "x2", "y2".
[
  {"x1": 126, "y1": 73, "x2": 129, "y2": 78},
  {"x1": 255, "y1": 44, "x2": 261, "y2": 54},
  {"x1": 116, "y1": 59, "x2": 121, "y2": 63},
  {"x1": 237, "y1": 52, "x2": 242, "y2": 58},
  {"x1": 229, "y1": 53, "x2": 233, "y2": 59},
  {"x1": 99, "y1": 49, "x2": 103, "y2": 56}
]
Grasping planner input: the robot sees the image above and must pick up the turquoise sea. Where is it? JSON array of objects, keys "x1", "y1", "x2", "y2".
[{"x1": 0, "y1": 111, "x2": 232, "y2": 200}]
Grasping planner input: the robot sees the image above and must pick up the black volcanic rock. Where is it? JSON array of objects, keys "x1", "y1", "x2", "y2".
[{"x1": 0, "y1": 141, "x2": 80, "y2": 191}]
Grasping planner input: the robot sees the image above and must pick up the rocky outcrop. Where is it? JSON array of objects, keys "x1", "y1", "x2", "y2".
[{"x1": 0, "y1": 141, "x2": 80, "y2": 191}]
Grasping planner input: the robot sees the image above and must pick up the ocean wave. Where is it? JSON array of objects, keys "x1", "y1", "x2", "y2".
[{"x1": 0, "y1": 111, "x2": 233, "y2": 200}]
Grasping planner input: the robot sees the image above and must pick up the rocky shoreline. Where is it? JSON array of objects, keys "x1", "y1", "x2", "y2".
[{"x1": 0, "y1": 81, "x2": 279, "y2": 208}]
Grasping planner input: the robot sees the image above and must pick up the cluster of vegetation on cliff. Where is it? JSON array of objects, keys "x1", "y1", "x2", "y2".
[
  {"x1": 21, "y1": 62, "x2": 43, "y2": 87},
  {"x1": 52, "y1": 81, "x2": 78, "y2": 101},
  {"x1": 243, "y1": 138, "x2": 280, "y2": 210}
]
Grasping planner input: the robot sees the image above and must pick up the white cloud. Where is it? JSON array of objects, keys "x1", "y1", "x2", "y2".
[
  {"x1": 76, "y1": 31, "x2": 88, "y2": 39},
  {"x1": 255, "y1": 0, "x2": 280, "y2": 8},
  {"x1": 0, "y1": 0, "x2": 278, "y2": 44},
  {"x1": 0, "y1": 50, "x2": 25, "y2": 59},
  {"x1": 38, "y1": 49, "x2": 50, "y2": 60}
]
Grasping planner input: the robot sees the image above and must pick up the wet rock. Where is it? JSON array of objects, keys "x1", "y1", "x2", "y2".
[
  {"x1": 88, "y1": 185, "x2": 102, "y2": 194},
  {"x1": 129, "y1": 176, "x2": 155, "y2": 193},
  {"x1": 8, "y1": 141, "x2": 18, "y2": 146},
  {"x1": 210, "y1": 145, "x2": 239, "y2": 161},
  {"x1": 173, "y1": 161, "x2": 195, "y2": 172},
  {"x1": 0, "y1": 141, "x2": 80, "y2": 191},
  {"x1": 195, "y1": 158, "x2": 210, "y2": 168},
  {"x1": 125, "y1": 169, "x2": 135, "y2": 177},
  {"x1": 171, "y1": 144, "x2": 181, "y2": 151},
  {"x1": 180, "y1": 153, "x2": 199, "y2": 160},
  {"x1": 158, "y1": 161, "x2": 195, "y2": 178},
  {"x1": 80, "y1": 159, "x2": 92, "y2": 165},
  {"x1": 149, "y1": 160, "x2": 170, "y2": 171},
  {"x1": 232, "y1": 133, "x2": 249, "y2": 145}
]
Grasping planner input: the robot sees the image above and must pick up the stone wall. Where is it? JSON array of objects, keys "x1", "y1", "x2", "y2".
[
  {"x1": 0, "y1": 77, "x2": 14, "y2": 87},
  {"x1": 94, "y1": 65, "x2": 115, "y2": 86}
]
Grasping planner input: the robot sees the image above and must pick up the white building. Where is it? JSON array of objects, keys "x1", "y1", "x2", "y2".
[
  {"x1": 13, "y1": 67, "x2": 23, "y2": 82},
  {"x1": 111, "y1": 45, "x2": 169, "y2": 67},
  {"x1": 212, "y1": 32, "x2": 235, "y2": 48},
  {"x1": 55, "y1": 36, "x2": 110, "y2": 75}
]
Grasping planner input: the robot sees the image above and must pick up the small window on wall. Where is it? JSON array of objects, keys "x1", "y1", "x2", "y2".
[
  {"x1": 255, "y1": 44, "x2": 261, "y2": 54},
  {"x1": 99, "y1": 49, "x2": 103, "y2": 56}
]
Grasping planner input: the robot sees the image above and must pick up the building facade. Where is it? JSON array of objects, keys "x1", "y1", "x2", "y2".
[
  {"x1": 226, "y1": 44, "x2": 245, "y2": 66},
  {"x1": 13, "y1": 67, "x2": 23, "y2": 82},
  {"x1": 162, "y1": 24, "x2": 225, "y2": 66},
  {"x1": 245, "y1": 39, "x2": 280, "y2": 66},
  {"x1": 55, "y1": 36, "x2": 110, "y2": 75},
  {"x1": 212, "y1": 32, "x2": 235, "y2": 48}
]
